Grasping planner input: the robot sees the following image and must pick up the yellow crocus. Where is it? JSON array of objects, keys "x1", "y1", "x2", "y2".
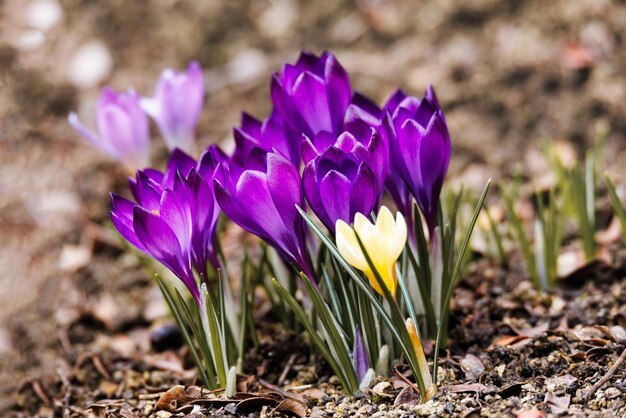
[{"x1": 335, "y1": 206, "x2": 407, "y2": 297}]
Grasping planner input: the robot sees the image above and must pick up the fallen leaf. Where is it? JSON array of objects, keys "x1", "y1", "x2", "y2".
[
  {"x1": 372, "y1": 381, "x2": 393, "y2": 397},
  {"x1": 300, "y1": 388, "x2": 325, "y2": 400},
  {"x1": 236, "y1": 396, "x2": 280, "y2": 413},
  {"x1": 155, "y1": 386, "x2": 196, "y2": 412},
  {"x1": 489, "y1": 335, "x2": 529, "y2": 348},
  {"x1": 275, "y1": 398, "x2": 306, "y2": 418},
  {"x1": 460, "y1": 354, "x2": 485, "y2": 380},
  {"x1": 393, "y1": 386, "x2": 420, "y2": 406}
]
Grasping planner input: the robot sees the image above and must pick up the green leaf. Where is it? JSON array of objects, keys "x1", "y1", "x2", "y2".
[
  {"x1": 202, "y1": 285, "x2": 228, "y2": 387},
  {"x1": 156, "y1": 276, "x2": 215, "y2": 389},
  {"x1": 272, "y1": 278, "x2": 357, "y2": 393},
  {"x1": 300, "y1": 272, "x2": 359, "y2": 390},
  {"x1": 501, "y1": 183, "x2": 540, "y2": 288},
  {"x1": 484, "y1": 205, "x2": 508, "y2": 266},
  {"x1": 433, "y1": 179, "x2": 490, "y2": 382}
]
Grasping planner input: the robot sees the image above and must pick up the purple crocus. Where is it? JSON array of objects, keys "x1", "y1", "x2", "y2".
[
  {"x1": 214, "y1": 148, "x2": 314, "y2": 280},
  {"x1": 141, "y1": 62, "x2": 204, "y2": 154},
  {"x1": 233, "y1": 111, "x2": 300, "y2": 166},
  {"x1": 271, "y1": 50, "x2": 351, "y2": 138},
  {"x1": 302, "y1": 146, "x2": 378, "y2": 233},
  {"x1": 69, "y1": 88, "x2": 150, "y2": 172},
  {"x1": 302, "y1": 121, "x2": 388, "y2": 194},
  {"x1": 385, "y1": 85, "x2": 451, "y2": 236},
  {"x1": 111, "y1": 147, "x2": 224, "y2": 302}
]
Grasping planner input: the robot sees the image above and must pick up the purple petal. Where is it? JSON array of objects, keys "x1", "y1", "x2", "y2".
[
  {"x1": 302, "y1": 161, "x2": 327, "y2": 226},
  {"x1": 353, "y1": 325, "x2": 369, "y2": 383},
  {"x1": 418, "y1": 113, "x2": 451, "y2": 220},
  {"x1": 350, "y1": 163, "x2": 378, "y2": 219},
  {"x1": 133, "y1": 170, "x2": 164, "y2": 211},
  {"x1": 384, "y1": 89, "x2": 408, "y2": 114},
  {"x1": 110, "y1": 194, "x2": 144, "y2": 251},
  {"x1": 324, "y1": 53, "x2": 351, "y2": 133},
  {"x1": 424, "y1": 84, "x2": 441, "y2": 110},
  {"x1": 291, "y1": 72, "x2": 332, "y2": 135},
  {"x1": 159, "y1": 188, "x2": 192, "y2": 257},
  {"x1": 68, "y1": 112, "x2": 112, "y2": 155},
  {"x1": 143, "y1": 62, "x2": 204, "y2": 153},
  {"x1": 133, "y1": 207, "x2": 197, "y2": 300},
  {"x1": 266, "y1": 153, "x2": 303, "y2": 227},
  {"x1": 319, "y1": 169, "x2": 352, "y2": 231},
  {"x1": 163, "y1": 149, "x2": 197, "y2": 189},
  {"x1": 344, "y1": 93, "x2": 381, "y2": 127},
  {"x1": 271, "y1": 74, "x2": 308, "y2": 135}
]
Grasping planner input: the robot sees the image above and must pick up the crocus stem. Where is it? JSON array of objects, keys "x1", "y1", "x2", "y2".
[{"x1": 430, "y1": 229, "x2": 443, "y2": 332}]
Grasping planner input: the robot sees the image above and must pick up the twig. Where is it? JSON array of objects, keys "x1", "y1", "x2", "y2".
[
  {"x1": 394, "y1": 368, "x2": 421, "y2": 396},
  {"x1": 258, "y1": 379, "x2": 306, "y2": 403},
  {"x1": 277, "y1": 354, "x2": 297, "y2": 386},
  {"x1": 584, "y1": 345, "x2": 626, "y2": 401}
]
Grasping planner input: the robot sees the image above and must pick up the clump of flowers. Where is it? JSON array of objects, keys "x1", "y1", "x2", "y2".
[{"x1": 70, "y1": 51, "x2": 489, "y2": 398}]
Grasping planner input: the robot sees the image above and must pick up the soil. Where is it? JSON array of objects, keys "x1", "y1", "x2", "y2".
[{"x1": 2, "y1": 0, "x2": 626, "y2": 417}]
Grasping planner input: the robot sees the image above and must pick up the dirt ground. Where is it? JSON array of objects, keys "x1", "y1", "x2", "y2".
[{"x1": 2, "y1": 0, "x2": 626, "y2": 416}]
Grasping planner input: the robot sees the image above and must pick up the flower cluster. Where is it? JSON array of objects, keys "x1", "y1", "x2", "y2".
[{"x1": 69, "y1": 50, "x2": 457, "y2": 396}]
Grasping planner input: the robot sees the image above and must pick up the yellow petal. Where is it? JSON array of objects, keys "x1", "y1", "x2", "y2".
[
  {"x1": 359, "y1": 223, "x2": 396, "y2": 296},
  {"x1": 376, "y1": 206, "x2": 395, "y2": 238},
  {"x1": 353, "y1": 212, "x2": 370, "y2": 235},
  {"x1": 336, "y1": 220, "x2": 369, "y2": 271},
  {"x1": 364, "y1": 271, "x2": 384, "y2": 296},
  {"x1": 358, "y1": 221, "x2": 388, "y2": 270},
  {"x1": 389, "y1": 212, "x2": 408, "y2": 260}
]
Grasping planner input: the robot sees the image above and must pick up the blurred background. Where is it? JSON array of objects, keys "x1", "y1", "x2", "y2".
[{"x1": 1, "y1": 0, "x2": 625, "y2": 407}]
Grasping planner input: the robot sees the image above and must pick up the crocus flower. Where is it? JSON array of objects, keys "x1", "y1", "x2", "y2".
[
  {"x1": 214, "y1": 149, "x2": 314, "y2": 280},
  {"x1": 302, "y1": 146, "x2": 378, "y2": 233},
  {"x1": 271, "y1": 50, "x2": 351, "y2": 138},
  {"x1": 302, "y1": 122, "x2": 388, "y2": 193},
  {"x1": 335, "y1": 206, "x2": 407, "y2": 297},
  {"x1": 385, "y1": 86, "x2": 451, "y2": 236},
  {"x1": 233, "y1": 111, "x2": 300, "y2": 166},
  {"x1": 111, "y1": 147, "x2": 223, "y2": 302},
  {"x1": 141, "y1": 61, "x2": 204, "y2": 154},
  {"x1": 69, "y1": 88, "x2": 150, "y2": 172}
]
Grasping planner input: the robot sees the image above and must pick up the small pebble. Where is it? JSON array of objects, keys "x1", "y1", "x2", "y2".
[
  {"x1": 27, "y1": 0, "x2": 62, "y2": 32},
  {"x1": 150, "y1": 323, "x2": 184, "y2": 352},
  {"x1": 224, "y1": 403, "x2": 237, "y2": 415},
  {"x1": 68, "y1": 41, "x2": 112, "y2": 88},
  {"x1": 604, "y1": 387, "x2": 620, "y2": 399},
  {"x1": 352, "y1": 390, "x2": 366, "y2": 400}
]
